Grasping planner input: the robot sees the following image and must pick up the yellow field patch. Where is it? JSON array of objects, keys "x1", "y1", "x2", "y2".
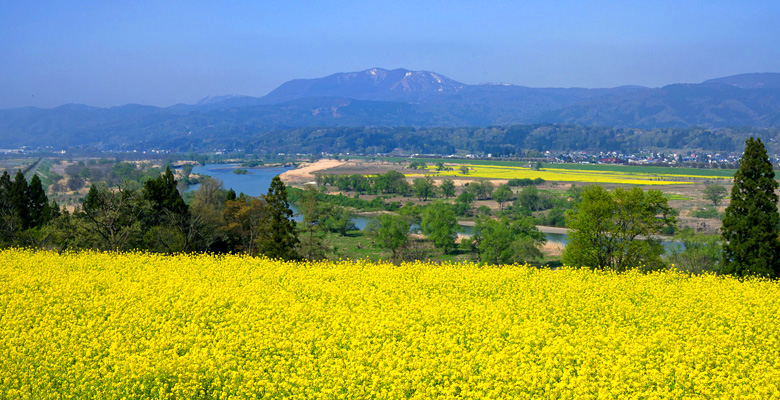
[
  {"x1": 412, "y1": 164, "x2": 727, "y2": 185},
  {"x1": 2, "y1": 249, "x2": 779, "y2": 398}
]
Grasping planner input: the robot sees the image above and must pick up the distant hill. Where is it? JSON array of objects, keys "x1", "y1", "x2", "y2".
[
  {"x1": 703, "y1": 73, "x2": 780, "y2": 89},
  {"x1": 1, "y1": 69, "x2": 780, "y2": 149},
  {"x1": 261, "y1": 68, "x2": 466, "y2": 103},
  {"x1": 539, "y1": 81, "x2": 780, "y2": 128}
]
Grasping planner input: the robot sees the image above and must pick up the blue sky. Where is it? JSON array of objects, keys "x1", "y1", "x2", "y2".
[{"x1": 2, "y1": 0, "x2": 779, "y2": 108}]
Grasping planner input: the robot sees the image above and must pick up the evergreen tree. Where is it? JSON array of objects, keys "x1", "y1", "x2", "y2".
[
  {"x1": 27, "y1": 174, "x2": 51, "y2": 228},
  {"x1": 226, "y1": 188, "x2": 237, "y2": 202},
  {"x1": 50, "y1": 200, "x2": 62, "y2": 219},
  {"x1": 0, "y1": 171, "x2": 14, "y2": 244},
  {"x1": 143, "y1": 166, "x2": 188, "y2": 220},
  {"x1": 721, "y1": 137, "x2": 780, "y2": 277},
  {"x1": 10, "y1": 171, "x2": 30, "y2": 230},
  {"x1": 257, "y1": 176, "x2": 299, "y2": 260},
  {"x1": 141, "y1": 166, "x2": 190, "y2": 252}
]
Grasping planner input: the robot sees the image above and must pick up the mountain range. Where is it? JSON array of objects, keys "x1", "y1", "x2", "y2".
[{"x1": 2, "y1": 68, "x2": 780, "y2": 149}]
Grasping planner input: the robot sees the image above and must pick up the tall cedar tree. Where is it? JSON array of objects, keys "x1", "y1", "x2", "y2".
[
  {"x1": 27, "y1": 174, "x2": 51, "y2": 228},
  {"x1": 10, "y1": 171, "x2": 30, "y2": 230},
  {"x1": 143, "y1": 166, "x2": 188, "y2": 223},
  {"x1": 721, "y1": 137, "x2": 780, "y2": 277},
  {"x1": 0, "y1": 172, "x2": 16, "y2": 244},
  {"x1": 258, "y1": 176, "x2": 299, "y2": 260}
]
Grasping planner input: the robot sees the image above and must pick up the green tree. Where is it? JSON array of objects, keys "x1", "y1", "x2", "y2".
[
  {"x1": 517, "y1": 186, "x2": 541, "y2": 211},
  {"x1": 667, "y1": 227, "x2": 721, "y2": 275},
  {"x1": 454, "y1": 190, "x2": 476, "y2": 217},
  {"x1": 409, "y1": 161, "x2": 427, "y2": 170},
  {"x1": 10, "y1": 171, "x2": 29, "y2": 230},
  {"x1": 181, "y1": 164, "x2": 194, "y2": 181},
  {"x1": 562, "y1": 186, "x2": 676, "y2": 272},
  {"x1": 223, "y1": 196, "x2": 266, "y2": 255},
  {"x1": 702, "y1": 183, "x2": 728, "y2": 206},
  {"x1": 350, "y1": 174, "x2": 371, "y2": 194},
  {"x1": 257, "y1": 176, "x2": 300, "y2": 260},
  {"x1": 77, "y1": 183, "x2": 149, "y2": 251},
  {"x1": 143, "y1": 166, "x2": 188, "y2": 221},
  {"x1": 493, "y1": 184, "x2": 513, "y2": 210},
  {"x1": 374, "y1": 214, "x2": 409, "y2": 258},
  {"x1": 721, "y1": 137, "x2": 780, "y2": 277},
  {"x1": 413, "y1": 176, "x2": 436, "y2": 201},
  {"x1": 319, "y1": 203, "x2": 358, "y2": 236},
  {"x1": 27, "y1": 174, "x2": 51, "y2": 229},
  {"x1": 226, "y1": 188, "x2": 237, "y2": 201},
  {"x1": 540, "y1": 206, "x2": 566, "y2": 227},
  {"x1": 467, "y1": 179, "x2": 494, "y2": 200},
  {"x1": 142, "y1": 166, "x2": 190, "y2": 253},
  {"x1": 420, "y1": 202, "x2": 460, "y2": 254},
  {"x1": 299, "y1": 186, "x2": 329, "y2": 260},
  {"x1": 398, "y1": 202, "x2": 422, "y2": 226},
  {"x1": 374, "y1": 170, "x2": 409, "y2": 195},
  {"x1": 472, "y1": 216, "x2": 545, "y2": 265},
  {"x1": 459, "y1": 166, "x2": 469, "y2": 175},
  {"x1": 440, "y1": 178, "x2": 456, "y2": 199},
  {"x1": 0, "y1": 171, "x2": 19, "y2": 245},
  {"x1": 188, "y1": 177, "x2": 229, "y2": 252}
]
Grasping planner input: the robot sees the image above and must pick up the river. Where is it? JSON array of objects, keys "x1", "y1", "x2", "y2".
[
  {"x1": 187, "y1": 163, "x2": 571, "y2": 245},
  {"x1": 188, "y1": 163, "x2": 296, "y2": 197}
]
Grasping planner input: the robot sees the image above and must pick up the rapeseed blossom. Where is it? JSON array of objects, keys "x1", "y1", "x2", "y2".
[
  {"x1": 1, "y1": 249, "x2": 778, "y2": 399},
  {"x1": 409, "y1": 164, "x2": 730, "y2": 185}
]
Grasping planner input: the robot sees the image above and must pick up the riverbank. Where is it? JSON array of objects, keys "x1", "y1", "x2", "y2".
[{"x1": 279, "y1": 159, "x2": 345, "y2": 184}]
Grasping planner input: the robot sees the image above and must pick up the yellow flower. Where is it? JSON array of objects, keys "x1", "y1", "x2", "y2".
[{"x1": 0, "y1": 249, "x2": 777, "y2": 398}]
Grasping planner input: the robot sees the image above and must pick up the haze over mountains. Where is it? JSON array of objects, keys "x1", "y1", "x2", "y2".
[{"x1": 2, "y1": 68, "x2": 780, "y2": 149}]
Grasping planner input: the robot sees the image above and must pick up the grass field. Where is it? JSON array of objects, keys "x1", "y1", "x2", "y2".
[{"x1": 2, "y1": 249, "x2": 779, "y2": 399}]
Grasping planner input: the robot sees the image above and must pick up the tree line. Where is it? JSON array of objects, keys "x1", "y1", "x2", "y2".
[
  {"x1": 4, "y1": 137, "x2": 778, "y2": 277},
  {"x1": 219, "y1": 125, "x2": 780, "y2": 156},
  {"x1": 562, "y1": 137, "x2": 780, "y2": 278},
  {"x1": 0, "y1": 167, "x2": 301, "y2": 258}
]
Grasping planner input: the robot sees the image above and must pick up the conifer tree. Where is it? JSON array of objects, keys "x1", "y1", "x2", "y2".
[
  {"x1": 27, "y1": 174, "x2": 51, "y2": 228},
  {"x1": 0, "y1": 171, "x2": 14, "y2": 244},
  {"x1": 721, "y1": 137, "x2": 780, "y2": 277},
  {"x1": 143, "y1": 166, "x2": 188, "y2": 219},
  {"x1": 257, "y1": 176, "x2": 299, "y2": 260},
  {"x1": 10, "y1": 171, "x2": 30, "y2": 230},
  {"x1": 226, "y1": 188, "x2": 237, "y2": 202}
]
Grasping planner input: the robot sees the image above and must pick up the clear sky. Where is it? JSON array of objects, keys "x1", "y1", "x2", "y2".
[{"x1": 2, "y1": 0, "x2": 779, "y2": 109}]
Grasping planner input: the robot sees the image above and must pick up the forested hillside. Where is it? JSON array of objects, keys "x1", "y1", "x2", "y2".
[{"x1": 3, "y1": 69, "x2": 780, "y2": 152}]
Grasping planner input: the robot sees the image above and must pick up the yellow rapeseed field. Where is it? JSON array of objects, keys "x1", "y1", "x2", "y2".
[
  {"x1": 412, "y1": 164, "x2": 728, "y2": 185},
  {"x1": 2, "y1": 249, "x2": 779, "y2": 399}
]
